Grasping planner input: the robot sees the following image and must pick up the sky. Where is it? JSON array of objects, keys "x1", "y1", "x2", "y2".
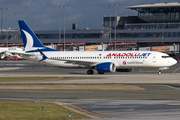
[{"x1": 0, "y1": 0, "x2": 179, "y2": 30}]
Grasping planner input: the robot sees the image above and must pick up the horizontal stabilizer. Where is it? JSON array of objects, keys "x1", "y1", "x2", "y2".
[{"x1": 38, "y1": 49, "x2": 48, "y2": 62}]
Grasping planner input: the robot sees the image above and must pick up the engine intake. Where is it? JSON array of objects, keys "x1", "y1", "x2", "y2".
[{"x1": 96, "y1": 62, "x2": 116, "y2": 73}]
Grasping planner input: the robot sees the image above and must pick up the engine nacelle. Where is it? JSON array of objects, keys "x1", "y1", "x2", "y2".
[{"x1": 96, "y1": 62, "x2": 116, "y2": 73}]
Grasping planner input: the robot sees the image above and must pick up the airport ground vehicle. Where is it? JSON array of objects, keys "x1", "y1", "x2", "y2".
[
  {"x1": 11, "y1": 56, "x2": 22, "y2": 60},
  {"x1": 3, "y1": 56, "x2": 10, "y2": 60}
]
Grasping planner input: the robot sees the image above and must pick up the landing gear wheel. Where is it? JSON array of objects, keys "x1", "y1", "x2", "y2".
[
  {"x1": 87, "y1": 69, "x2": 94, "y2": 74},
  {"x1": 158, "y1": 70, "x2": 162, "y2": 75},
  {"x1": 98, "y1": 72, "x2": 104, "y2": 74}
]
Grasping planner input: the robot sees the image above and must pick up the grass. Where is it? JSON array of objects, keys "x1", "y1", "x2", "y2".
[
  {"x1": 0, "y1": 77, "x2": 145, "y2": 90},
  {"x1": 0, "y1": 77, "x2": 74, "y2": 82},
  {"x1": 0, "y1": 84, "x2": 145, "y2": 90},
  {"x1": 0, "y1": 101, "x2": 91, "y2": 120}
]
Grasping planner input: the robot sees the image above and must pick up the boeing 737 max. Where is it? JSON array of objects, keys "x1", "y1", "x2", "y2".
[{"x1": 15, "y1": 20, "x2": 177, "y2": 75}]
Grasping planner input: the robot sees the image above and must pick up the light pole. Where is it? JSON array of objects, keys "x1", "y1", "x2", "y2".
[
  {"x1": 1, "y1": 6, "x2": 3, "y2": 44},
  {"x1": 59, "y1": 5, "x2": 62, "y2": 46},
  {"x1": 63, "y1": 6, "x2": 66, "y2": 51},
  {"x1": 79, "y1": 22, "x2": 81, "y2": 30},
  {"x1": 114, "y1": 4, "x2": 118, "y2": 51},
  {"x1": 101, "y1": 21, "x2": 103, "y2": 31},
  {"x1": 109, "y1": 5, "x2": 113, "y2": 43},
  {"x1": 6, "y1": 5, "x2": 8, "y2": 47},
  {"x1": 101, "y1": 21, "x2": 104, "y2": 39}
]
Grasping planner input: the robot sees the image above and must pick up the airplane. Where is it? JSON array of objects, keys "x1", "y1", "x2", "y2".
[
  {"x1": 14, "y1": 20, "x2": 177, "y2": 75},
  {"x1": 0, "y1": 47, "x2": 24, "y2": 60}
]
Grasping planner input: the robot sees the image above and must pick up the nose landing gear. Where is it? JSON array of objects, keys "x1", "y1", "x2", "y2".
[
  {"x1": 158, "y1": 67, "x2": 169, "y2": 75},
  {"x1": 158, "y1": 70, "x2": 162, "y2": 75}
]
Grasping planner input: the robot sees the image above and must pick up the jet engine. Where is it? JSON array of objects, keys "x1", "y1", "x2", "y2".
[{"x1": 96, "y1": 62, "x2": 116, "y2": 73}]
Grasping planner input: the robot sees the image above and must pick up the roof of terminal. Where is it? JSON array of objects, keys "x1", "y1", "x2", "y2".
[{"x1": 126, "y1": 2, "x2": 180, "y2": 9}]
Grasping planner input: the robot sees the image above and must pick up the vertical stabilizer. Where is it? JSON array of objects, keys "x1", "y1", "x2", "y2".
[{"x1": 18, "y1": 20, "x2": 57, "y2": 52}]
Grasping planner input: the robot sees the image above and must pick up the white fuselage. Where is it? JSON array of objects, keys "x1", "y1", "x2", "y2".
[{"x1": 25, "y1": 51, "x2": 177, "y2": 69}]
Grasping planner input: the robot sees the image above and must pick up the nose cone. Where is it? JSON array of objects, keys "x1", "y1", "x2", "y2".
[{"x1": 171, "y1": 58, "x2": 177, "y2": 66}]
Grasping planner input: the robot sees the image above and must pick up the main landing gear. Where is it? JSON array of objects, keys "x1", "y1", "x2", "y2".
[
  {"x1": 87, "y1": 69, "x2": 105, "y2": 74},
  {"x1": 87, "y1": 69, "x2": 94, "y2": 74}
]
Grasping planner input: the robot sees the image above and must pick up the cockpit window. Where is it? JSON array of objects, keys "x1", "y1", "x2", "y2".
[{"x1": 162, "y1": 56, "x2": 170, "y2": 58}]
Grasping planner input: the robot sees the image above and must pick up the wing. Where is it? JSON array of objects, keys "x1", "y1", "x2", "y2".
[
  {"x1": 6, "y1": 51, "x2": 35, "y2": 57},
  {"x1": 48, "y1": 58, "x2": 98, "y2": 66},
  {"x1": 0, "y1": 51, "x2": 6, "y2": 54}
]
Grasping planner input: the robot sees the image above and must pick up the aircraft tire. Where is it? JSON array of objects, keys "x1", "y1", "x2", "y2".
[
  {"x1": 87, "y1": 70, "x2": 94, "y2": 74},
  {"x1": 158, "y1": 70, "x2": 162, "y2": 75}
]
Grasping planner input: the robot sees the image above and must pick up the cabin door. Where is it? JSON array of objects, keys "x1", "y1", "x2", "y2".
[{"x1": 152, "y1": 54, "x2": 156, "y2": 62}]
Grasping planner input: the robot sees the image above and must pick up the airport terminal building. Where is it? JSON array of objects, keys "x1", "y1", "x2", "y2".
[{"x1": 1, "y1": 2, "x2": 180, "y2": 58}]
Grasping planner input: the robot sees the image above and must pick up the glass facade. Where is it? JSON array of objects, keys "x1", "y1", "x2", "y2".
[
  {"x1": 35, "y1": 33, "x2": 101, "y2": 39},
  {"x1": 103, "y1": 17, "x2": 119, "y2": 29},
  {"x1": 137, "y1": 7, "x2": 180, "y2": 22},
  {"x1": 34, "y1": 32, "x2": 180, "y2": 39},
  {"x1": 115, "y1": 32, "x2": 180, "y2": 39},
  {"x1": 7, "y1": 34, "x2": 21, "y2": 40},
  {"x1": 104, "y1": 21, "x2": 117, "y2": 28},
  {"x1": 6, "y1": 31, "x2": 180, "y2": 40},
  {"x1": 125, "y1": 23, "x2": 180, "y2": 30}
]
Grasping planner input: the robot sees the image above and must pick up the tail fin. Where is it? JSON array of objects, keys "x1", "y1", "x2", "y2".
[{"x1": 18, "y1": 20, "x2": 57, "y2": 52}]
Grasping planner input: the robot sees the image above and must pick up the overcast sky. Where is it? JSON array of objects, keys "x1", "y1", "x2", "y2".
[{"x1": 0, "y1": 0, "x2": 178, "y2": 30}]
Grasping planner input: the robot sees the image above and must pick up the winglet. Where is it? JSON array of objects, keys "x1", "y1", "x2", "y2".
[{"x1": 38, "y1": 49, "x2": 47, "y2": 62}]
